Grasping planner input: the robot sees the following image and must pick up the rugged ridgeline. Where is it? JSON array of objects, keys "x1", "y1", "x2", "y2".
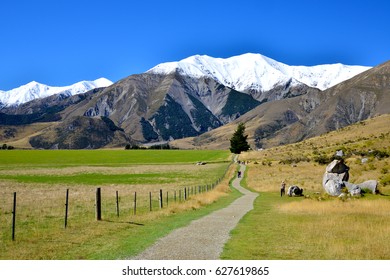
[
  {"x1": 2, "y1": 53, "x2": 385, "y2": 150},
  {"x1": 28, "y1": 72, "x2": 264, "y2": 147},
  {"x1": 174, "y1": 60, "x2": 390, "y2": 149},
  {"x1": 0, "y1": 71, "x2": 318, "y2": 149}
]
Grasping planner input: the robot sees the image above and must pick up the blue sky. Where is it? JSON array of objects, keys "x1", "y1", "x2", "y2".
[{"x1": 1, "y1": 0, "x2": 389, "y2": 90}]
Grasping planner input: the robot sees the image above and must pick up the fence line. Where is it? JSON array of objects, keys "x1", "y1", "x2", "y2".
[{"x1": 3, "y1": 161, "x2": 233, "y2": 240}]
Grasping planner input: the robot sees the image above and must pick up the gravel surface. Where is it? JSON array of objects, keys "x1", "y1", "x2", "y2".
[{"x1": 131, "y1": 164, "x2": 258, "y2": 260}]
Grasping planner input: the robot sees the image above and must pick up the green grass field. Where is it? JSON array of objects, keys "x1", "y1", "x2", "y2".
[
  {"x1": 0, "y1": 149, "x2": 229, "y2": 166},
  {"x1": 0, "y1": 149, "x2": 236, "y2": 259}
]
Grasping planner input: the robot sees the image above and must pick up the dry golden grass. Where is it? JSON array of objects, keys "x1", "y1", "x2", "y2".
[
  {"x1": 276, "y1": 198, "x2": 390, "y2": 259},
  {"x1": 244, "y1": 161, "x2": 324, "y2": 193},
  {"x1": 278, "y1": 198, "x2": 390, "y2": 216}
]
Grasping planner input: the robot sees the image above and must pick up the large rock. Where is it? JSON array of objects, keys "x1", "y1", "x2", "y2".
[
  {"x1": 322, "y1": 160, "x2": 378, "y2": 196},
  {"x1": 358, "y1": 180, "x2": 378, "y2": 194},
  {"x1": 345, "y1": 180, "x2": 378, "y2": 195},
  {"x1": 322, "y1": 160, "x2": 349, "y2": 196},
  {"x1": 344, "y1": 182, "x2": 362, "y2": 196},
  {"x1": 287, "y1": 185, "x2": 304, "y2": 197}
]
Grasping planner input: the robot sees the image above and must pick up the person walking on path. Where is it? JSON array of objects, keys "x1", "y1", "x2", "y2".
[{"x1": 280, "y1": 181, "x2": 286, "y2": 197}]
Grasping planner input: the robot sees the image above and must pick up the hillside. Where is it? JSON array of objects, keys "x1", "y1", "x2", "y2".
[
  {"x1": 172, "y1": 60, "x2": 390, "y2": 150},
  {"x1": 237, "y1": 112, "x2": 390, "y2": 192}
]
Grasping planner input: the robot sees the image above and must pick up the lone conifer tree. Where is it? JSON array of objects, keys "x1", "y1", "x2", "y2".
[{"x1": 229, "y1": 123, "x2": 250, "y2": 154}]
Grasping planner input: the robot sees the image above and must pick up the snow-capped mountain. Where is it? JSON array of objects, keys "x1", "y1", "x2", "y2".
[
  {"x1": 0, "y1": 78, "x2": 113, "y2": 108},
  {"x1": 148, "y1": 53, "x2": 371, "y2": 92}
]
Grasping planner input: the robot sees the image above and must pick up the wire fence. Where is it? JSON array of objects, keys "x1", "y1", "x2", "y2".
[{"x1": 0, "y1": 164, "x2": 232, "y2": 242}]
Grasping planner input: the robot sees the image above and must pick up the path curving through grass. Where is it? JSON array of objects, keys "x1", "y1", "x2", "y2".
[{"x1": 131, "y1": 163, "x2": 258, "y2": 260}]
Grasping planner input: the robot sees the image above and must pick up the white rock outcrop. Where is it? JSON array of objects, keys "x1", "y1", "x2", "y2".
[{"x1": 322, "y1": 160, "x2": 378, "y2": 196}]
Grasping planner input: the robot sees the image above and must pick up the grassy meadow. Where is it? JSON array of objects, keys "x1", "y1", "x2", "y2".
[
  {"x1": 222, "y1": 114, "x2": 390, "y2": 259},
  {"x1": 0, "y1": 149, "x2": 240, "y2": 259}
]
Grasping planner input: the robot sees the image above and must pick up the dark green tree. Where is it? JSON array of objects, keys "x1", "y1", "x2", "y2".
[{"x1": 229, "y1": 123, "x2": 250, "y2": 154}]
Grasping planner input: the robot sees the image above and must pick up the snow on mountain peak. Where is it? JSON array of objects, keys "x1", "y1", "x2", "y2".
[
  {"x1": 148, "y1": 53, "x2": 371, "y2": 92},
  {"x1": 0, "y1": 78, "x2": 113, "y2": 107}
]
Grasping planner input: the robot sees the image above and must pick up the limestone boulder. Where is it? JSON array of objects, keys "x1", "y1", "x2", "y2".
[
  {"x1": 344, "y1": 182, "x2": 362, "y2": 196},
  {"x1": 287, "y1": 185, "x2": 304, "y2": 197},
  {"x1": 357, "y1": 180, "x2": 378, "y2": 194},
  {"x1": 322, "y1": 160, "x2": 349, "y2": 196},
  {"x1": 322, "y1": 160, "x2": 378, "y2": 196}
]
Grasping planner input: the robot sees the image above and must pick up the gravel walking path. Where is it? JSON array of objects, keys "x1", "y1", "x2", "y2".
[{"x1": 131, "y1": 164, "x2": 258, "y2": 260}]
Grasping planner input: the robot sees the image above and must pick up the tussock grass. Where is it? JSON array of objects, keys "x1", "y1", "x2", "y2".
[
  {"x1": 278, "y1": 198, "x2": 390, "y2": 259},
  {"x1": 278, "y1": 198, "x2": 390, "y2": 216},
  {"x1": 245, "y1": 161, "x2": 324, "y2": 193}
]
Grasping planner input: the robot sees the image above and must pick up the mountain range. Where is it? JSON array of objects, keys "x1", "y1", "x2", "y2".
[
  {"x1": 172, "y1": 59, "x2": 390, "y2": 149},
  {"x1": 149, "y1": 53, "x2": 370, "y2": 93},
  {"x1": 0, "y1": 78, "x2": 113, "y2": 108},
  {"x1": 1, "y1": 53, "x2": 388, "y2": 150}
]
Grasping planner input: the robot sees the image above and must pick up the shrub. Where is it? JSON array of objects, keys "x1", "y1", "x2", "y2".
[
  {"x1": 124, "y1": 144, "x2": 146, "y2": 150},
  {"x1": 1, "y1": 144, "x2": 14, "y2": 150},
  {"x1": 380, "y1": 174, "x2": 390, "y2": 186},
  {"x1": 279, "y1": 155, "x2": 310, "y2": 165},
  {"x1": 313, "y1": 153, "x2": 332, "y2": 165},
  {"x1": 371, "y1": 149, "x2": 389, "y2": 159},
  {"x1": 357, "y1": 149, "x2": 389, "y2": 159},
  {"x1": 149, "y1": 143, "x2": 176, "y2": 150}
]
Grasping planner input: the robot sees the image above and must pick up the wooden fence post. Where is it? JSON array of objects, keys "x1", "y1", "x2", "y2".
[
  {"x1": 64, "y1": 189, "x2": 69, "y2": 229},
  {"x1": 166, "y1": 191, "x2": 168, "y2": 207},
  {"x1": 149, "y1": 192, "x2": 152, "y2": 212},
  {"x1": 159, "y1": 189, "x2": 163, "y2": 209},
  {"x1": 134, "y1": 192, "x2": 137, "y2": 215},
  {"x1": 96, "y1": 188, "x2": 102, "y2": 221},
  {"x1": 116, "y1": 191, "x2": 119, "y2": 217},
  {"x1": 184, "y1": 188, "x2": 187, "y2": 200},
  {"x1": 12, "y1": 192, "x2": 16, "y2": 241}
]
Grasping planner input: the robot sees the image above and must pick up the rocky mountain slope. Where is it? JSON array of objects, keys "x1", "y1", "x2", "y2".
[
  {"x1": 172, "y1": 60, "x2": 390, "y2": 150},
  {"x1": 60, "y1": 72, "x2": 261, "y2": 143}
]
